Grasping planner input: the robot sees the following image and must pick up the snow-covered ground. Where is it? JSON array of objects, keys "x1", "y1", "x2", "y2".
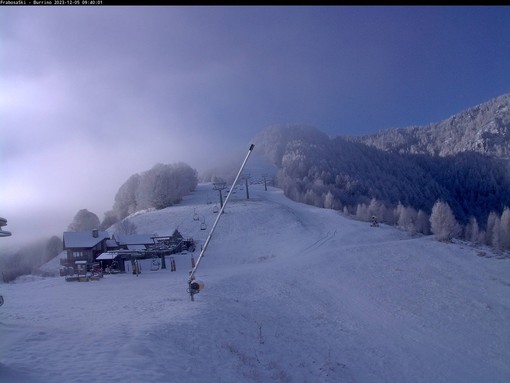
[{"x1": 1, "y1": 183, "x2": 509, "y2": 383}]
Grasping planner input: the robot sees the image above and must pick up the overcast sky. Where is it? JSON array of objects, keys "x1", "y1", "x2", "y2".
[{"x1": 1, "y1": 6, "x2": 509, "y2": 247}]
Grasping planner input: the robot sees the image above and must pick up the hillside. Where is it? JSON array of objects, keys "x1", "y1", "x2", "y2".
[
  {"x1": 251, "y1": 124, "x2": 510, "y2": 228},
  {"x1": 347, "y1": 93, "x2": 510, "y2": 159},
  {"x1": 1, "y1": 183, "x2": 509, "y2": 383}
]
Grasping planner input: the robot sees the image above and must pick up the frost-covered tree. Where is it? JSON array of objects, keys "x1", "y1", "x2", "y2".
[
  {"x1": 100, "y1": 210, "x2": 119, "y2": 230},
  {"x1": 113, "y1": 173, "x2": 140, "y2": 220},
  {"x1": 500, "y1": 207, "x2": 510, "y2": 251},
  {"x1": 68, "y1": 209, "x2": 100, "y2": 231},
  {"x1": 355, "y1": 203, "x2": 370, "y2": 221},
  {"x1": 415, "y1": 209, "x2": 430, "y2": 235},
  {"x1": 139, "y1": 162, "x2": 198, "y2": 210},
  {"x1": 485, "y1": 211, "x2": 500, "y2": 247},
  {"x1": 324, "y1": 191, "x2": 335, "y2": 209},
  {"x1": 397, "y1": 205, "x2": 418, "y2": 234},
  {"x1": 491, "y1": 215, "x2": 502, "y2": 253},
  {"x1": 368, "y1": 198, "x2": 385, "y2": 223},
  {"x1": 464, "y1": 216, "x2": 480, "y2": 244},
  {"x1": 430, "y1": 200, "x2": 461, "y2": 242},
  {"x1": 112, "y1": 162, "x2": 198, "y2": 218}
]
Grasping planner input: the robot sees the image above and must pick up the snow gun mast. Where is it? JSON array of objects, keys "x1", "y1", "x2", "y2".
[{"x1": 187, "y1": 144, "x2": 255, "y2": 301}]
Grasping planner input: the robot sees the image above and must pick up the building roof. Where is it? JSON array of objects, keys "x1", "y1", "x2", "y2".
[
  {"x1": 106, "y1": 239, "x2": 119, "y2": 249},
  {"x1": 96, "y1": 252, "x2": 121, "y2": 260},
  {"x1": 63, "y1": 230, "x2": 110, "y2": 249}
]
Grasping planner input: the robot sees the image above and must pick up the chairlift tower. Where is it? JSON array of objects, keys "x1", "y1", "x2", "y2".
[
  {"x1": 262, "y1": 173, "x2": 268, "y2": 191},
  {"x1": 242, "y1": 174, "x2": 251, "y2": 199},
  {"x1": 212, "y1": 181, "x2": 227, "y2": 208}
]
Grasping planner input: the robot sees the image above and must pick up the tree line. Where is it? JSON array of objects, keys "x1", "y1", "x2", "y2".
[
  {"x1": 101, "y1": 162, "x2": 198, "y2": 229},
  {"x1": 66, "y1": 162, "x2": 198, "y2": 233}
]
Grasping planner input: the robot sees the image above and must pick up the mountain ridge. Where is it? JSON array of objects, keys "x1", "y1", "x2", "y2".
[{"x1": 344, "y1": 93, "x2": 510, "y2": 159}]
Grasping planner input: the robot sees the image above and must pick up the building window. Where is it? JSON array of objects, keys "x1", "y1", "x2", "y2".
[{"x1": 72, "y1": 251, "x2": 83, "y2": 258}]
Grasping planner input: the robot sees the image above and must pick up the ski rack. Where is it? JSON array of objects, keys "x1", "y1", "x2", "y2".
[{"x1": 187, "y1": 144, "x2": 255, "y2": 301}]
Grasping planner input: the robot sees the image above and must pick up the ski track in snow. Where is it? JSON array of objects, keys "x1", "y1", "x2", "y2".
[{"x1": 1, "y1": 183, "x2": 509, "y2": 383}]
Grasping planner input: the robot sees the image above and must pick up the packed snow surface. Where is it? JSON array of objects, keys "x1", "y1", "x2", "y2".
[{"x1": 1, "y1": 183, "x2": 509, "y2": 383}]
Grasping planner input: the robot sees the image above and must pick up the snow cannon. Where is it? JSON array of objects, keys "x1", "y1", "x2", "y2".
[
  {"x1": 187, "y1": 279, "x2": 205, "y2": 301},
  {"x1": 190, "y1": 280, "x2": 205, "y2": 293}
]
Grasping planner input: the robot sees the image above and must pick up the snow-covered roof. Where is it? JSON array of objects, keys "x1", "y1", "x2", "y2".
[
  {"x1": 96, "y1": 249, "x2": 143, "y2": 260},
  {"x1": 96, "y1": 252, "x2": 120, "y2": 260},
  {"x1": 106, "y1": 239, "x2": 118, "y2": 248},
  {"x1": 63, "y1": 230, "x2": 110, "y2": 249}
]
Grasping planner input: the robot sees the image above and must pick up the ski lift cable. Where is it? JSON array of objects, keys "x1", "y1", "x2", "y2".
[{"x1": 187, "y1": 144, "x2": 255, "y2": 295}]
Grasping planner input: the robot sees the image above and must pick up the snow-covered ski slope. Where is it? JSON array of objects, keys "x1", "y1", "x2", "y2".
[{"x1": 1, "y1": 183, "x2": 509, "y2": 383}]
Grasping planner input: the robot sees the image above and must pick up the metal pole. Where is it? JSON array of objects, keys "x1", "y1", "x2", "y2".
[
  {"x1": 219, "y1": 189, "x2": 224, "y2": 208},
  {"x1": 187, "y1": 144, "x2": 255, "y2": 299}
]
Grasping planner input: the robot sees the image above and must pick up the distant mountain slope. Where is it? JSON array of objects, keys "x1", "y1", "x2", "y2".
[{"x1": 346, "y1": 93, "x2": 510, "y2": 159}]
